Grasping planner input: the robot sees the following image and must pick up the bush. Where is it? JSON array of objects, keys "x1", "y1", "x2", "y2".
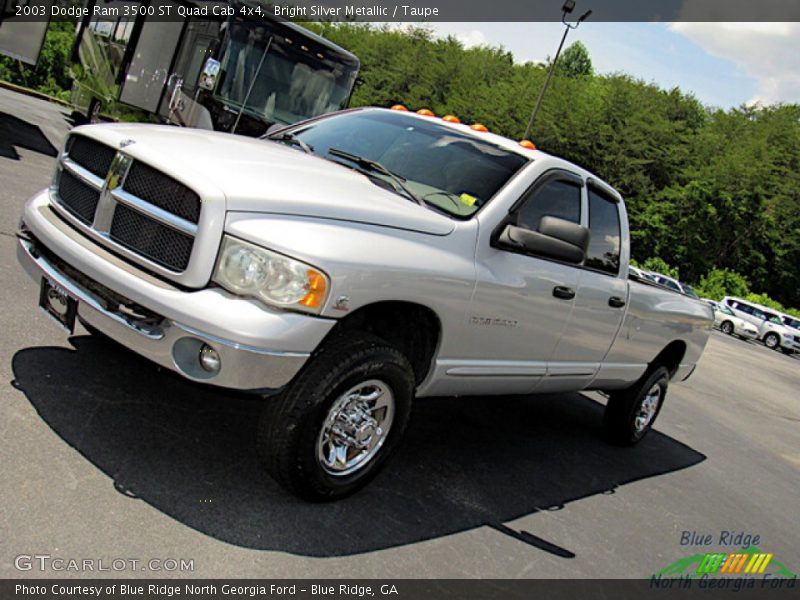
[
  {"x1": 695, "y1": 268, "x2": 750, "y2": 301},
  {"x1": 640, "y1": 257, "x2": 679, "y2": 279},
  {"x1": 0, "y1": 21, "x2": 75, "y2": 100},
  {"x1": 744, "y1": 293, "x2": 785, "y2": 313}
]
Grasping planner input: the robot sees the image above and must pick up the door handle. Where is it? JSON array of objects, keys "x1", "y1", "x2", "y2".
[
  {"x1": 553, "y1": 286, "x2": 575, "y2": 300},
  {"x1": 608, "y1": 296, "x2": 626, "y2": 308}
]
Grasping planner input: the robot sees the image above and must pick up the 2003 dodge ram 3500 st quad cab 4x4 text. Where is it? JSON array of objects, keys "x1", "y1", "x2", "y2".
[{"x1": 17, "y1": 107, "x2": 712, "y2": 500}]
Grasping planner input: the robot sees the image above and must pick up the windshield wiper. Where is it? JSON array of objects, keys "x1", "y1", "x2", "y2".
[
  {"x1": 328, "y1": 148, "x2": 425, "y2": 206},
  {"x1": 269, "y1": 131, "x2": 313, "y2": 154}
]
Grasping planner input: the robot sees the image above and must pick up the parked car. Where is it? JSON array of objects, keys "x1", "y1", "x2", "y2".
[
  {"x1": 712, "y1": 305, "x2": 758, "y2": 340},
  {"x1": 649, "y1": 272, "x2": 700, "y2": 298},
  {"x1": 779, "y1": 314, "x2": 800, "y2": 354},
  {"x1": 16, "y1": 107, "x2": 712, "y2": 500},
  {"x1": 722, "y1": 297, "x2": 800, "y2": 354}
]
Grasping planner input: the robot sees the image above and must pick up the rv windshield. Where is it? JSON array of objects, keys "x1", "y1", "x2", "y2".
[{"x1": 215, "y1": 21, "x2": 357, "y2": 125}]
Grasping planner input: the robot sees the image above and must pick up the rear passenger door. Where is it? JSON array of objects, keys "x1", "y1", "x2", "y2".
[{"x1": 543, "y1": 184, "x2": 628, "y2": 391}]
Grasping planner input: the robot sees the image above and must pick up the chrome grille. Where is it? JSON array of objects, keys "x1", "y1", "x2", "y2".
[
  {"x1": 52, "y1": 134, "x2": 202, "y2": 277},
  {"x1": 57, "y1": 169, "x2": 100, "y2": 224},
  {"x1": 110, "y1": 204, "x2": 194, "y2": 271}
]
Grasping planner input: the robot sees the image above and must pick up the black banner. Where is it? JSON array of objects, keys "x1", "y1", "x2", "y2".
[
  {"x1": 3, "y1": 579, "x2": 799, "y2": 600},
  {"x1": 5, "y1": 0, "x2": 800, "y2": 23}
]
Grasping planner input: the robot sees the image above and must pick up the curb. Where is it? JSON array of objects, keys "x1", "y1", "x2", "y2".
[{"x1": 0, "y1": 79, "x2": 73, "y2": 108}]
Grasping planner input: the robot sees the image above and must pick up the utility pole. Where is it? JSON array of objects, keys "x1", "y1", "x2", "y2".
[{"x1": 524, "y1": 1, "x2": 592, "y2": 141}]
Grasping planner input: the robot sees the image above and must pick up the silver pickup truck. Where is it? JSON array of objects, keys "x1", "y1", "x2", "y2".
[{"x1": 17, "y1": 107, "x2": 712, "y2": 500}]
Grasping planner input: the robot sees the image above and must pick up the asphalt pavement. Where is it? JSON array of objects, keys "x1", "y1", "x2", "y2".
[{"x1": 1, "y1": 87, "x2": 798, "y2": 579}]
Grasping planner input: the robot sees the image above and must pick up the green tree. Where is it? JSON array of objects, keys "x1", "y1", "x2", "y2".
[
  {"x1": 695, "y1": 268, "x2": 750, "y2": 301},
  {"x1": 641, "y1": 257, "x2": 680, "y2": 279},
  {"x1": 556, "y1": 41, "x2": 593, "y2": 78}
]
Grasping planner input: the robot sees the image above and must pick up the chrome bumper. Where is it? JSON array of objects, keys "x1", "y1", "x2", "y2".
[{"x1": 17, "y1": 191, "x2": 337, "y2": 392}]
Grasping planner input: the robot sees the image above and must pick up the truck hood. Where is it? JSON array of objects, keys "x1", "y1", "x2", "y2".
[{"x1": 79, "y1": 124, "x2": 455, "y2": 236}]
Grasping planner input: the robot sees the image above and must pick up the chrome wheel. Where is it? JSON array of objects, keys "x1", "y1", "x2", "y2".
[
  {"x1": 721, "y1": 321, "x2": 733, "y2": 335},
  {"x1": 317, "y1": 379, "x2": 395, "y2": 477},
  {"x1": 633, "y1": 384, "x2": 662, "y2": 433},
  {"x1": 764, "y1": 333, "x2": 779, "y2": 349}
]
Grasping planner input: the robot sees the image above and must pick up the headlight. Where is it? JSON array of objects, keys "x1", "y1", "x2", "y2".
[{"x1": 213, "y1": 236, "x2": 328, "y2": 313}]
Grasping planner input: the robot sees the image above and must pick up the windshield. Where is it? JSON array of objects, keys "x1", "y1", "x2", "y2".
[
  {"x1": 682, "y1": 284, "x2": 699, "y2": 298},
  {"x1": 783, "y1": 316, "x2": 800, "y2": 330},
  {"x1": 215, "y1": 19, "x2": 358, "y2": 126},
  {"x1": 718, "y1": 306, "x2": 734, "y2": 316},
  {"x1": 284, "y1": 110, "x2": 529, "y2": 217}
]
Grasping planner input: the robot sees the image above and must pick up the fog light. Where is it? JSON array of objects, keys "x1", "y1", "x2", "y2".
[{"x1": 199, "y1": 345, "x2": 221, "y2": 373}]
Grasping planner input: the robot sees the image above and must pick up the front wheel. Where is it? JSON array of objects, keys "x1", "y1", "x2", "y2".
[
  {"x1": 602, "y1": 366, "x2": 669, "y2": 446},
  {"x1": 257, "y1": 333, "x2": 414, "y2": 501},
  {"x1": 720, "y1": 321, "x2": 734, "y2": 335},
  {"x1": 763, "y1": 332, "x2": 780, "y2": 350}
]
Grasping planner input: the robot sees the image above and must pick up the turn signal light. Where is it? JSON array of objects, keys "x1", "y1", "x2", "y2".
[
  {"x1": 470, "y1": 123, "x2": 489, "y2": 132},
  {"x1": 519, "y1": 140, "x2": 537, "y2": 150},
  {"x1": 391, "y1": 104, "x2": 408, "y2": 111},
  {"x1": 417, "y1": 108, "x2": 435, "y2": 117},
  {"x1": 442, "y1": 115, "x2": 461, "y2": 123},
  {"x1": 298, "y1": 270, "x2": 328, "y2": 308}
]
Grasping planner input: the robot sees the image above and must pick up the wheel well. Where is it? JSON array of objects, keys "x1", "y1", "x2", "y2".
[
  {"x1": 329, "y1": 301, "x2": 441, "y2": 385},
  {"x1": 651, "y1": 341, "x2": 687, "y2": 377}
]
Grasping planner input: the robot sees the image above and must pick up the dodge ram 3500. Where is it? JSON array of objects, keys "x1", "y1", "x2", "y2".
[{"x1": 17, "y1": 107, "x2": 713, "y2": 500}]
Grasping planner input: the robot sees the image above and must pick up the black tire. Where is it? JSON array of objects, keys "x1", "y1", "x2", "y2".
[
  {"x1": 763, "y1": 332, "x2": 780, "y2": 350},
  {"x1": 720, "y1": 321, "x2": 734, "y2": 335},
  {"x1": 87, "y1": 98, "x2": 101, "y2": 124},
  {"x1": 258, "y1": 332, "x2": 414, "y2": 501},
  {"x1": 603, "y1": 365, "x2": 669, "y2": 446}
]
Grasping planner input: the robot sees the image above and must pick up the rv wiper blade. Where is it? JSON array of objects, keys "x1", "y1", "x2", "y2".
[{"x1": 269, "y1": 131, "x2": 313, "y2": 154}]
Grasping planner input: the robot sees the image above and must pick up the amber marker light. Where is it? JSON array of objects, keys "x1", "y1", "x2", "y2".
[
  {"x1": 519, "y1": 140, "x2": 537, "y2": 150},
  {"x1": 391, "y1": 104, "x2": 408, "y2": 111},
  {"x1": 470, "y1": 123, "x2": 489, "y2": 132},
  {"x1": 298, "y1": 270, "x2": 328, "y2": 308},
  {"x1": 442, "y1": 115, "x2": 461, "y2": 123},
  {"x1": 416, "y1": 108, "x2": 435, "y2": 116}
]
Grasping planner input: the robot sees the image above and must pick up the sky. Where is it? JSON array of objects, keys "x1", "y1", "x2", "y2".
[{"x1": 424, "y1": 22, "x2": 800, "y2": 109}]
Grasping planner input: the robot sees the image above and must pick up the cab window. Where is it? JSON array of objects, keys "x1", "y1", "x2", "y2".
[
  {"x1": 584, "y1": 187, "x2": 621, "y2": 275},
  {"x1": 516, "y1": 179, "x2": 581, "y2": 232}
]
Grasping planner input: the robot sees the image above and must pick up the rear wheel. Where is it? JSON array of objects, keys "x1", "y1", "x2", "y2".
[
  {"x1": 603, "y1": 366, "x2": 669, "y2": 446},
  {"x1": 763, "y1": 332, "x2": 780, "y2": 350},
  {"x1": 720, "y1": 321, "x2": 734, "y2": 335},
  {"x1": 258, "y1": 333, "x2": 414, "y2": 501},
  {"x1": 87, "y1": 98, "x2": 101, "y2": 124}
]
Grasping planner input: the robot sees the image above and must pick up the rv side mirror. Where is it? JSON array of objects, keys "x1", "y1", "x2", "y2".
[
  {"x1": 499, "y1": 216, "x2": 589, "y2": 264},
  {"x1": 198, "y1": 58, "x2": 221, "y2": 91}
]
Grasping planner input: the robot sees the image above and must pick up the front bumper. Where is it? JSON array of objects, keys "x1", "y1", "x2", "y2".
[
  {"x1": 18, "y1": 189, "x2": 337, "y2": 392},
  {"x1": 780, "y1": 337, "x2": 800, "y2": 353}
]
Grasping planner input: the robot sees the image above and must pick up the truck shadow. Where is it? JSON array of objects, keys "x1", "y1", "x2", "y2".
[
  {"x1": 0, "y1": 111, "x2": 58, "y2": 160},
  {"x1": 12, "y1": 336, "x2": 706, "y2": 557}
]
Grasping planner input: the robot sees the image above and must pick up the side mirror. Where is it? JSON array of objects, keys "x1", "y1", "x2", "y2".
[
  {"x1": 198, "y1": 58, "x2": 221, "y2": 91},
  {"x1": 499, "y1": 216, "x2": 589, "y2": 264}
]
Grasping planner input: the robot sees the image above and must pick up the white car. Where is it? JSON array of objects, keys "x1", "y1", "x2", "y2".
[
  {"x1": 713, "y1": 305, "x2": 758, "y2": 340},
  {"x1": 722, "y1": 296, "x2": 800, "y2": 354},
  {"x1": 649, "y1": 272, "x2": 699, "y2": 298}
]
